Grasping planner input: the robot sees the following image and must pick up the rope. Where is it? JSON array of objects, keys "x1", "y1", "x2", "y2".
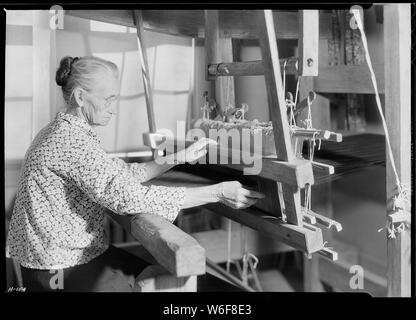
[
  {"x1": 352, "y1": 10, "x2": 403, "y2": 191},
  {"x1": 352, "y1": 9, "x2": 410, "y2": 237},
  {"x1": 226, "y1": 219, "x2": 232, "y2": 273}
]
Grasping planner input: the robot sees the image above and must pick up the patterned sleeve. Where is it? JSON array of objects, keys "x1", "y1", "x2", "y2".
[
  {"x1": 112, "y1": 157, "x2": 148, "y2": 183},
  {"x1": 57, "y1": 135, "x2": 185, "y2": 222}
]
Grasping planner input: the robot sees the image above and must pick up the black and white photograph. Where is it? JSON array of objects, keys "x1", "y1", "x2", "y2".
[{"x1": 2, "y1": 2, "x2": 414, "y2": 311}]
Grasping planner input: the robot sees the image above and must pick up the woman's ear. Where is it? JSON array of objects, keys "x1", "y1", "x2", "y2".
[{"x1": 73, "y1": 87, "x2": 85, "y2": 108}]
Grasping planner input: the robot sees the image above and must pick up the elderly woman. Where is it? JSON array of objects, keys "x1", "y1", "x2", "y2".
[{"x1": 6, "y1": 56, "x2": 264, "y2": 292}]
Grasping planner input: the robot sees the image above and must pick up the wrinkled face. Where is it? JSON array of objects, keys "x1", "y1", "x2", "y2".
[{"x1": 82, "y1": 72, "x2": 120, "y2": 126}]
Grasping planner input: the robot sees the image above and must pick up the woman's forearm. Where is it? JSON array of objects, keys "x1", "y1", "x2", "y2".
[
  {"x1": 143, "y1": 159, "x2": 176, "y2": 181},
  {"x1": 181, "y1": 184, "x2": 220, "y2": 209}
]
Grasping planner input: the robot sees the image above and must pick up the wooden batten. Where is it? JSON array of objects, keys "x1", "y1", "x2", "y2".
[
  {"x1": 207, "y1": 57, "x2": 298, "y2": 77},
  {"x1": 205, "y1": 203, "x2": 324, "y2": 254}
]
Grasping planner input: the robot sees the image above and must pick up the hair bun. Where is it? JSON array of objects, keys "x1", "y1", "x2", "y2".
[{"x1": 56, "y1": 56, "x2": 78, "y2": 87}]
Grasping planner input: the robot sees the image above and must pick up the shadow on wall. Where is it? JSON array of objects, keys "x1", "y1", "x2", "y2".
[{"x1": 57, "y1": 15, "x2": 195, "y2": 154}]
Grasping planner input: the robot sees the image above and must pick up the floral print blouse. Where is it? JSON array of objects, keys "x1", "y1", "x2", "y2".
[{"x1": 6, "y1": 112, "x2": 186, "y2": 269}]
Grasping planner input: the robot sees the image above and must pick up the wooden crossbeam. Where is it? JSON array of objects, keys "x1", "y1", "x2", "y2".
[
  {"x1": 205, "y1": 203, "x2": 324, "y2": 254},
  {"x1": 207, "y1": 57, "x2": 298, "y2": 77},
  {"x1": 291, "y1": 129, "x2": 342, "y2": 142},
  {"x1": 65, "y1": 10, "x2": 333, "y2": 40},
  {"x1": 130, "y1": 213, "x2": 206, "y2": 278}
]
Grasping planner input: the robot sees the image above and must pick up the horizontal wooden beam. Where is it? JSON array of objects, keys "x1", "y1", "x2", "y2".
[
  {"x1": 65, "y1": 10, "x2": 332, "y2": 39},
  {"x1": 222, "y1": 158, "x2": 315, "y2": 188},
  {"x1": 291, "y1": 129, "x2": 342, "y2": 142},
  {"x1": 129, "y1": 213, "x2": 206, "y2": 277},
  {"x1": 207, "y1": 57, "x2": 298, "y2": 77},
  {"x1": 314, "y1": 64, "x2": 384, "y2": 94},
  {"x1": 204, "y1": 203, "x2": 324, "y2": 254}
]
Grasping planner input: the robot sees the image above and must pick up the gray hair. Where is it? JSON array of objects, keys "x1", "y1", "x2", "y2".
[{"x1": 55, "y1": 56, "x2": 119, "y2": 106}]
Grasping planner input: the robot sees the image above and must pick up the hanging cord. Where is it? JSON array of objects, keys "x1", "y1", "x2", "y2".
[
  {"x1": 226, "y1": 219, "x2": 232, "y2": 273},
  {"x1": 351, "y1": 9, "x2": 410, "y2": 237},
  {"x1": 240, "y1": 225, "x2": 248, "y2": 285},
  {"x1": 238, "y1": 225, "x2": 261, "y2": 291},
  {"x1": 282, "y1": 59, "x2": 288, "y2": 94}
]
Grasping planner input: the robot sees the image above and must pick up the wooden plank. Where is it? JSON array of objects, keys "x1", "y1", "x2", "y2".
[
  {"x1": 133, "y1": 10, "x2": 156, "y2": 133},
  {"x1": 298, "y1": 10, "x2": 319, "y2": 76},
  {"x1": 65, "y1": 10, "x2": 333, "y2": 40},
  {"x1": 258, "y1": 9, "x2": 302, "y2": 226},
  {"x1": 384, "y1": 3, "x2": 411, "y2": 298},
  {"x1": 204, "y1": 203, "x2": 324, "y2": 254},
  {"x1": 128, "y1": 213, "x2": 206, "y2": 278},
  {"x1": 314, "y1": 64, "x2": 385, "y2": 94},
  {"x1": 207, "y1": 58, "x2": 298, "y2": 77},
  {"x1": 223, "y1": 158, "x2": 315, "y2": 188}
]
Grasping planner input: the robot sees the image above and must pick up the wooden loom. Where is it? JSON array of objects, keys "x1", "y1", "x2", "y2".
[{"x1": 66, "y1": 7, "x2": 411, "y2": 295}]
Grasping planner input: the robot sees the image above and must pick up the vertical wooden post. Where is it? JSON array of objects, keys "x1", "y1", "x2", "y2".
[
  {"x1": 298, "y1": 10, "x2": 319, "y2": 76},
  {"x1": 133, "y1": 10, "x2": 157, "y2": 133},
  {"x1": 384, "y1": 3, "x2": 411, "y2": 297},
  {"x1": 258, "y1": 10, "x2": 303, "y2": 226},
  {"x1": 205, "y1": 9, "x2": 238, "y2": 237},
  {"x1": 205, "y1": 10, "x2": 235, "y2": 116},
  {"x1": 217, "y1": 38, "x2": 236, "y2": 109}
]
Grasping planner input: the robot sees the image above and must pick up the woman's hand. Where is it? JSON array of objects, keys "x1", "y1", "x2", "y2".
[
  {"x1": 216, "y1": 181, "x2": 265, "y2": 209},
  {"x1": 172, "y1": 137, "x2": 217, "y2": 164}
]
